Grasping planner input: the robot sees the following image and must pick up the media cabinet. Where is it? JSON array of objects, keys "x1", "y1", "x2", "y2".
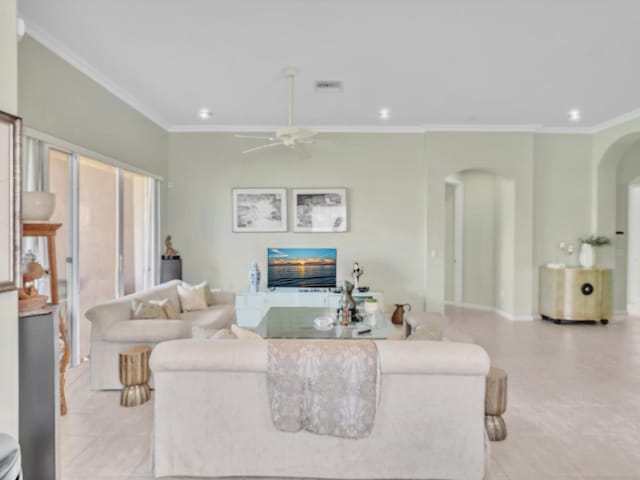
[{"x1": 235, "y1": 289, "x2": 384, "y2": 327}]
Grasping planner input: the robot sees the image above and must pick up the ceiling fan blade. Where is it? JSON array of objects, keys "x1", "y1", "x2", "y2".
[
  {"x1": 242, "y1": 142, "x2": 283, "y2": 154},
  {"x1": 235, "y1": 134, "x2": 276, "y2": 141}
]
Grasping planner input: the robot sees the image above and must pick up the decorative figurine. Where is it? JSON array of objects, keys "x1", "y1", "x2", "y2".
[
  {"x1": 352, "y1": 261, "x2": 364, "y2": 289},
  {"x1": 249, "y1": 261, "x2": 261, "y2": 293},
  {"x1": 163, "y1": 235, "x2": 180, "y2": 258},
  {"x1": 18, "y1": 259, "x2": 49, "y2": 313}
]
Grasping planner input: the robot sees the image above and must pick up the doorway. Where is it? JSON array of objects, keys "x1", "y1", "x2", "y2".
[
  {"x1": 628, "y1": 180, "x2": 640, "y2": 315},
  {"x1": 444, "y1": 169, "x2": 516, "y2": 314}
]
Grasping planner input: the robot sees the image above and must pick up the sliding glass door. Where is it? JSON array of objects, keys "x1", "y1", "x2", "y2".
[
  {"x1": 77, "y1": 156, "x2": 119, "y2": 360},
  {"x1": 28, "y1": 137, "x2": 160, "y2": 366}
]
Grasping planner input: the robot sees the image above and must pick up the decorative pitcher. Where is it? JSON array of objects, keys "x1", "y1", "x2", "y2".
[{"x1": 391, "y1": 303, "x2": 411, "y2": 325}]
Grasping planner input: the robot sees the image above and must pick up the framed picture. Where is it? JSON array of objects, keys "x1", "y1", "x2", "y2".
[
  {"x1": 0, "y1": 111, "x2": 21, "y2": 292},
  {"x1": 292, "y1": 188, "x2": 347, "y2": 233},
  {"x1": 232, "y1": 188, "x2": 288, "y2": 232}
]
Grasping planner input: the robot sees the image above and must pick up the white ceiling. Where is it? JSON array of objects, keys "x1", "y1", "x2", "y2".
[{"x1": 17, "y1": 0, "x2": 640, "y2": 132}]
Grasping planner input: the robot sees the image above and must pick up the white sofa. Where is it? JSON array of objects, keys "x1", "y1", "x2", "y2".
[
  {"x1": 86, "y1": 279, "x2": 236, "y2": 390},
  {"x1": 150, "y1": 338, "x2": 490, "y2": 479}
]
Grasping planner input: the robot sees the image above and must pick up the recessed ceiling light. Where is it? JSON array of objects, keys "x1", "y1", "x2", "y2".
[
  {"x1": 568, "y1": 109, "x2": 582, "y2": 122},
  {"x1": 198, "y1": 108, "x2": 213, "y2": 120},
  {"x1": 378, "y1": 108, "x2": 390, "y2": 120}
]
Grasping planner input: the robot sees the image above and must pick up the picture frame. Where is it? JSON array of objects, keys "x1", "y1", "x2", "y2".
[
  {"x1": 0, "y1": 111, "x2": 22, "y2": 292},
  {"x1": 292, "y1": 188, "x2": 347, "y2": 233},
  {"x1": 232, "y1": 188, "x2": 288, "y2": 232}
]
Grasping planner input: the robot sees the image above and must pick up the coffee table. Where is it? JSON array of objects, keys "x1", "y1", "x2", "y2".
[{"x1": 252, "y1": 306, "x2": 397, "y2": 339}]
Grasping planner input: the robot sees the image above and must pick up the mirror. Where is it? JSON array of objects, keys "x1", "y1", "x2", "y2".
[{"x1": 0, "y1": 110, "x2": 21, "y2": 292}]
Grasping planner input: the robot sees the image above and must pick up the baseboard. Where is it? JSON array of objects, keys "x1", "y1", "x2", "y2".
[{"x1": 445, "y1": 301, "x2": 536, "y2": 321}]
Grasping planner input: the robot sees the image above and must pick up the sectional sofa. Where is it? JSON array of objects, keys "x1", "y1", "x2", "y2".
[
  {"x1": 150, "y1": 337, "x2": 490, "y2": 479},
  {"x1": 85, "y1": 279, "x2": 235, "y2": 390}
]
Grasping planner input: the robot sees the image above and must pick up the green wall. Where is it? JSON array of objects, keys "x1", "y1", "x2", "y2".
[
  {"x1": 168, "y1": 130, "x2": 600, "y2": 317},
  {"x1": 167, "y1": 132, "x2": 427, "y2": 311},
  {"x1": 18, "y1": 36, "x2": 168, "y2": 178}
]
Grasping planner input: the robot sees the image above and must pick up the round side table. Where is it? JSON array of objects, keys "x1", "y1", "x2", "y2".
[
  {"x1": 119, "y1": 345, "x2": 151, "y2": 407},
  {"x1": 485, "y1": 366, "x2": 508, "y2": 441}
]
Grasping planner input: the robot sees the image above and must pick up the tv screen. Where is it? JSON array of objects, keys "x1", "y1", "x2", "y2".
[{"x1": 268, "y1": 248, "x2": 337, "y2": 288}]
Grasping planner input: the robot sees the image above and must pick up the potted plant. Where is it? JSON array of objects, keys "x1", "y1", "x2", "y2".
[{"x1": 578, "y1": 235, "x2": 611, "y2": 268}]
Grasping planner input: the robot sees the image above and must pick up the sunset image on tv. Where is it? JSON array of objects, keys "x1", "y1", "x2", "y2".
[{"x1": 268, "y1": 248, "x2": 337, "y2": 288}]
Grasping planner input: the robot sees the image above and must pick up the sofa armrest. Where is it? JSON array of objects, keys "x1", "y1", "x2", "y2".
[
  {"x1": 210, "y1": 290, "x2": 235, "y2": 305},
  {"x1": 85, "y1": 300, "x2": 132, "y2": 339}
]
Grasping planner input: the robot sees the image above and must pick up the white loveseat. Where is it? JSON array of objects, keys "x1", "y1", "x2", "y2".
[
  {"x1": 86, "y1": 279, "x2": 235, "y2": 390},
  {"x1": 150, "y1": 338, "x2": 490, "y2": 479}
]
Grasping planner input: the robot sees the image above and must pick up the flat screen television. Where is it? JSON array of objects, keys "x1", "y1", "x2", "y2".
[{"x1": 268, "y1": 248, "x2": 337, "y2": 288}]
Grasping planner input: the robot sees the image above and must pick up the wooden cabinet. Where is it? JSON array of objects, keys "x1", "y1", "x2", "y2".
[{"x1": 539, "y1": 266, "x2": 612, "y2": 324}]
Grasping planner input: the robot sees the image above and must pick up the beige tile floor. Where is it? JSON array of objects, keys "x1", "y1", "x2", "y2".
[{"x1": 61, "y1": 307, "x2": 640, "y2": 479}]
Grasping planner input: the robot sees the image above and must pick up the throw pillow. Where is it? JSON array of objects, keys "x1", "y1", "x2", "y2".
[
  {"x1": 231, "y1": 324, "x2": 263, "y2": 340},
  {"x1": 208, "y1": 329, "x2": 238, "y2": 340},
  {"x1": 150, "y1": 299, "x2": 180, "y2": 320},
  {"x1": 182, "y1": 281, "x2": 215, "y2": 306},
  {"x1": 177, "y1": 283, "x2": 208, "y2": 312},
  {"x1": 131, "y1": 299, "x2": 168, "y2": 320}
]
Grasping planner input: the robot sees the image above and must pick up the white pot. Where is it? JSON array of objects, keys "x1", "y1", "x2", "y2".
[
  {"x1": 578, "y1": 243, "x2": 595, "y2": 268},
  {"x1": 22, "y1": 192, "x2": 56, "y2": 222}
]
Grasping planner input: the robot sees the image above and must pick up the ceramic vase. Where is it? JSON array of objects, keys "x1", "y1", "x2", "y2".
[
  {"x1": 249, "y1": 261, "x2": 261, "y2": 292},
  {"x1": 578, "y1": 243, "x2": 595, "y2": 268}
]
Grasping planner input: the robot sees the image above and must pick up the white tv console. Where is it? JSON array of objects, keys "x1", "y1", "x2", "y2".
[{"x1": 235, "y1": 289, "x2": 384, "y2": 327}]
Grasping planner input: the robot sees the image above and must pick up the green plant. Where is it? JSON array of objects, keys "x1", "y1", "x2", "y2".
[
  {"x1": 364, "y1": 298, "x2": 378, "y2": 303},
  {"x1": 579, "y1": 235, "x2": 611, "y2": 247}
]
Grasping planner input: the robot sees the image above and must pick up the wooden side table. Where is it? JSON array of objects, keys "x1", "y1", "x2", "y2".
[
  {"x1": 119, "y1": 346, "x2": 151, "y2": 407},
  {"x1": 485, "y1": 366, "x2": 508, "y2": 441},
  {"x1": 22, "y1": 223, "x2": 62, "y2": 305}
]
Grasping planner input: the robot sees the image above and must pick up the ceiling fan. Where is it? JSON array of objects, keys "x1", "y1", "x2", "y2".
[{"x1": 236, "y1": 67, "x2": 317, "y2": 154}]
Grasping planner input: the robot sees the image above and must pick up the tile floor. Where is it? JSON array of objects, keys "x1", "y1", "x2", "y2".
[{"x1": 60, "y1": 307, "x2": 640, "y2": 479}]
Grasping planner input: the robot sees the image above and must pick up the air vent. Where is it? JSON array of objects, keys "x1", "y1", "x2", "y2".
[{"x1": 315, "y1": 80, "x2": 343, "y2": 92}]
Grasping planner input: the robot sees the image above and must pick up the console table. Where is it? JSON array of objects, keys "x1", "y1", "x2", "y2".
[
  {"x1": 539, "y1": 266, "x2": 612, "y2": 324},
  {"x1": 236, "y1": 290, "x2": 384, "y2": 327}
]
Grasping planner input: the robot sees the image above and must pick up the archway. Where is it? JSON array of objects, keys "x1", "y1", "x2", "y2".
[{"x1": 594, "y1": 132, "x2": 640, "y2": 313}]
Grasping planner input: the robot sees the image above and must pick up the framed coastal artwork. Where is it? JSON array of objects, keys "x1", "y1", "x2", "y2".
[
  {"x1": 232, "y1": 188, "x2": 287, "y2": 232},
  {"x1": 0, "y1": 111, "x2": 21, "y2": 292},
  {"x1": 292, "y1": 188, "x2": 347, "y2": 233}
]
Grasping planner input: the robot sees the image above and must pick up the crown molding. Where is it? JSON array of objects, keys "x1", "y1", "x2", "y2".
[
  {"x1": 592, "y1": 107, "x2": 640, "y2": 133},
  {"x1": 168, "y1": 124, "x2": 426, "y2": 133},
  {"x1": 536, "y1": 126, "x2": 595, "y2": 134},
  {"x1": 423, "y1": 124, "x2": 541, "y2": 133},
  {"x1": 21, "y1": 15, "x2": 170, "y2": 130}
]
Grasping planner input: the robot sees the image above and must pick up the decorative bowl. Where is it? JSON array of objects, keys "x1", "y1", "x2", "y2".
[
  {"x1": 357, "y1": 286, "x2": 370, "y2": 293},
  {"x1": 22, "y1": 192, "x2": 55, "y2": 222}
]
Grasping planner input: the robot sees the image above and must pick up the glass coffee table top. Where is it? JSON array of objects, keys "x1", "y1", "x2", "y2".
[{"x1": 252, "y1": 307, "x2": 397, "y2": 339}]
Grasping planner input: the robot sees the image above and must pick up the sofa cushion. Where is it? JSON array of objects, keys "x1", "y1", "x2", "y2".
[
  {"x1": 209, "y1": 328, "x2": 238, "y2": 340},
  {"x1": 182, "y1": 281, "x2": 216, "y2": 306},
  {"x1": 151, "y1": 298, "x2": 180, "y2": 320},
  {"x1": 131, "y1": 299, "x2": 167, "y2": 320},
  {"x1": 231, "y1": 324, "x2": 263, "y2": 340},
  {"x1": 178, "y1": 283, "x2": 208, "y2": 312},
  {"x1": 104, "y1": 320, "x2": 190, "y2": 343},
  {"x1": 183, "y1": 304, "x2": 236, "y2": 338}
]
